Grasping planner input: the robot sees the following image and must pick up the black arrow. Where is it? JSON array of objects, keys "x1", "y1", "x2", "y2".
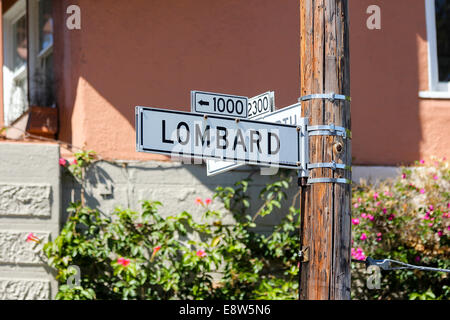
[{"x1": 198, "y1": 100, "x2": 209, "y2": 106}]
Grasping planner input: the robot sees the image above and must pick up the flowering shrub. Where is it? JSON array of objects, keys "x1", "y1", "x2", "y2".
[
  {"x1": 351, "y1": 158, "x2": 450, "y2": 300},
  {"x1": 44, "y1": 172, "x2": 299, "y2": 300},
  {"x1": 46, "y1": 152, "x2": 449, "y2": 300}
]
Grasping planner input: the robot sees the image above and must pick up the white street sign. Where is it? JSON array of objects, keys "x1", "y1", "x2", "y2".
[
  {"x1": 191, "y1": 91, "x2": 248, "y2": 118},
  {"x1": 136, "y1": 106, "x2": 302, "y2": 169},
  {"x1": 247, "y1": 91, "x2": 275, "y2": 118},
  {"x1": 207, "y1": 102, "x2": 302, "y2": 176},
  {"x1": 206, "y1": 91, "x2": 275, "y2": 176}
]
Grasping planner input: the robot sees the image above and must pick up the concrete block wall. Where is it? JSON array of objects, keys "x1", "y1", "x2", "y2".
[
  {"x1": 62, "y1": 161, "x2": 301, "y2": 232},
  {"x1": 0, "y1": 143, "x2": 60, "y2": 300}
]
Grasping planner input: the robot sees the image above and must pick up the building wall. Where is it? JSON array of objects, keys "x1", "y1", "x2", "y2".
[
  {"x1": 350, "y1": 0, "x2": 450, "y2": 165},
  {"x1": 50, "y1": 0, "x2": 449, "y2": 166},
  {"x1": 0, "y1": 142, "x2": 60, "y2": 299}
]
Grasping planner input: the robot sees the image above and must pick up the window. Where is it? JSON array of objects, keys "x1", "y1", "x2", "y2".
[
  {"x1": 2, "y1": 0, "x2": 55, "y2": 126},
  {"x1": 3, "y1": 0, "x2": 28, "y2": 125},
  {"x1": 29, "y1": 0, "x2": 55, "y2": 107},
  {"x1": 421, "y1": 0, "x2": 450, "y2": 98}
]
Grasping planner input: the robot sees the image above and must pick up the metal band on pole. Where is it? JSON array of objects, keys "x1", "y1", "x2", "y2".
[
  {"x1": 307, "y1": 162, "x2": 351, "y2": 171},
  {"x1": 307, "y1": 178, "x2": 352, "y2": 185},
  {"x1": 299, "y1": 93, "x2": 351, "y2": 103}
]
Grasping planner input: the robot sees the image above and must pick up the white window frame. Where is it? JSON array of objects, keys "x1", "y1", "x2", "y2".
[
  {"x1": 2, "y1": 0, "x2": 28, "y2": 125},
  {"x1": 420, "y1": 0, "x2": 450, "y2": 99}
]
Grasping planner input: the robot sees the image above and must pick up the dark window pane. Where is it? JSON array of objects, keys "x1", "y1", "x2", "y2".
[
  {"x1": 39, "y1": 0, "x2": 53, "y2": 52},
  {"x1": 435, "y1": 0, "x2": 450, "y2": 82}
]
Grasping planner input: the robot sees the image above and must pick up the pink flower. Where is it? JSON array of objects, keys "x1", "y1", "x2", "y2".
[
  {"x1": 402, "y1": 173, "x2": 407, "y2": 179},
  {"x1": 72, "y1": 159, "x2": 78, "y2": 165},
  {"x1": 196, "y1": 250, "x2": 207, "y2": 258},
  {"x1": 377, "y1": 233, "x2": 382, "y2": 237},
  {"x1": 429, "y1": 205, "x2": 434, "y2": 211},
  {"x1": 373, "y1": 193, "x2": 379, "y2": 200},
  {"x1": 205, "y1": 198, "x2": 212, "y2": 206},
  {"x1": 382, "y1": 208, "x2": 387, "y2": 214},
  {"x1": 361, "y1": 213, "x2": 367, "y2": 219},
  {"x1": 351, "y1": 247, "x2": 366, "y2": 261},
  {"x1": 26, "y1": 233, "x2": 40, "y2": 243},
  {"x1": 368, "y1": 214, "x2": 375, "y2": 221},
  {"x1": 195, "y1": 197, "x2": 204, "y2": 206},
  {"x1": 415, "y1": 256, "x2": 421, "y2": 263},
  {"x1": 59, "y1": 158, "x2": 67, "y2": 167},
  {"x1": 447, "y1": 226, "x2": 450, "y2": 231},
  {"x1": 354, "y1": 203, "x2": 359, "y2": 208},
  {"x1": 388, "y1": 214, "x2": 395, "y2": 221},
  {"x1": 117, "y1": 257, "x2": 130, "y2": 266},
  {"x1": 358, "y1": 197, "x2": 362, "y2": 203},
  {"x1": 420, "y1": 189, "x2": 426, "y2": 194},
  {"x1": 352, "y1": 218, "x2": 360, "y2": 225},
  {"x1": 428, "y1": 223, "x2": 433, "y2": 227},
  {"x1": 433, "y1": 175, "x2": 439, "y2": 180},
  {"x1": 420, "y1": 160, "x2": 425, "y2": 164},
  {"x1": 437, "y1": 231, "x2": 443, "y2": 237},
  {"x1": 360, "y1": 233, "x2": 367, "y2": 241},
  {"x1": 375, "y1": 201, "x2": 381, "y2": 207}
]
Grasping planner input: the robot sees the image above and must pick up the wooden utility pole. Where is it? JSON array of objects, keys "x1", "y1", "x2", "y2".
[{"x1": 299, "y1": 0, "x2": 352, "y2": 299}]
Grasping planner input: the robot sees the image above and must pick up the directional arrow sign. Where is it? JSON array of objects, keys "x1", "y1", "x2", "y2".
[
  {"x1": 136, "y1": 106, "x2": 302, "y2": 169},
  {"x1": 207, "y1": 102, "x2": 302, "y2": 176},
  {"x1": 191, "y1": 91, "x2": 248, "y2": 118},
  {"x1": 206, "y1": 91, "x2": 275, "y2": 176}
]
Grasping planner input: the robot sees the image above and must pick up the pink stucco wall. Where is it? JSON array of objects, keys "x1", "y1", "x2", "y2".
[{"x1": 4, "y1": 0, "x2": 449, "y2": 165}]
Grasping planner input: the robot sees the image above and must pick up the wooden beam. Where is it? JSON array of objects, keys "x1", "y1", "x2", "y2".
[{"x1": 299, "y1": 0, "x2": 352, "y2": 300}]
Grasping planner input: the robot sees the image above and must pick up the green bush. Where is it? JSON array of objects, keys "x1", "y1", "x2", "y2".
[
  {"x1": 351, "y1": 158, "x2": 449, "y2": 300},
  {"x1": 44, "y1": 172, "x2": 300, "y2": 300},
  {"x1": 45, "y1": 158, "x2": 449, "y2": 300}
]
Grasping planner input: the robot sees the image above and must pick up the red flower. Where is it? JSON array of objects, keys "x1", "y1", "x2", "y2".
[
  {"x1": 26, "y1": 233, "x2": 40, "y2": 243},
  {"x1": 59, "y1": 158, "x2": 67, "y2": 167},
  {"x1": 117, "y1": 257, "x2": 130, "y2": 266},
  {"x1": 196, "y1": 250, "x2": 207, "y2": 258},
  {"x1": 205, "y1": 198, "x2": 212, "y2": 206}
]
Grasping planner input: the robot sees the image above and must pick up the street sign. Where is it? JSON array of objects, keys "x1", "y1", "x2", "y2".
[
  {"x1": 191, "y1": 91, "x2": 248, "y2": 118},
  {"x1": 207, "y1": 102, "x2": 302, "y2": 176},
  {"x1": 136, "y1": 106, "x2": 302, "y2": 169},
  {"x1": 247, "y1": 91, "x2": 275, "y2": 118}
]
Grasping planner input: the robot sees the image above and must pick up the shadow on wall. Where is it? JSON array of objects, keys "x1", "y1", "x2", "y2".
[
  {"x1": 52, "y1": 0, "x2": 301, "y2": 158},
  {"x1": 61, "y1": 160, "x2": 301, "y2": 231},
  {"x1": 349, "y1": 0, "x2": 424, "y2": 165},
  {"x1": 53, "y1": 0, "x2": 425, "y2": 165}
]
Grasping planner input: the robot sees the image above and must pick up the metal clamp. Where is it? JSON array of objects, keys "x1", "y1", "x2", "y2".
[
  {"x1": 299, "y1": 93, "x2": 351, "y2": 103},
  {"x1": 307, "y1": 178, "x2": 352, "y2": 185},
  {"x1": 307, "y1": 161, "x2": 351, "y2": 171},
  {"x1": 308, "y1": 124, "x2": 351, "y2": 139}
]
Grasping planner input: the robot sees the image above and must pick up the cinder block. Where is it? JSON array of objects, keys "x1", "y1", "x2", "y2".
[
  {"x1": 0, "y1": 278, "x2": 50, "y2": 300},
  {"x1": 0, "y1": 231, "x2": 49, "y2": 265},
  {"x1": 0, "y1": 184, "x2": 52, "y2": 217}
]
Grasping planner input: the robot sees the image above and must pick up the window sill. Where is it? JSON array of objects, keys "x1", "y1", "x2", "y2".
[{"x1": 418, "y1": 91, "x2": 450, "y2": 99}]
